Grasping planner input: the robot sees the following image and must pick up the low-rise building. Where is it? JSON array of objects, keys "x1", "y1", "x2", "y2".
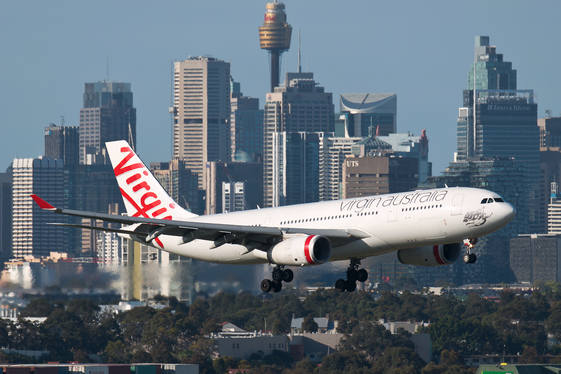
[{"x1": 209, "y1": 323, "x2": 288, "y2": 360}]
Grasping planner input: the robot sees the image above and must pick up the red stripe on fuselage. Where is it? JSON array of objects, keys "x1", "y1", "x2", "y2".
[
  {"x1": 433, "y1": 245, "x2": 445, "y2": 265},
  {"x1": 304, "y1": 235, "x2": 315, "y2": 264}
]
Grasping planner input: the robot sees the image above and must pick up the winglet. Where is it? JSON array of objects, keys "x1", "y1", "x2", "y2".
[{"x1": 30, "y1": 194, "x2": 57, "y2": 211}]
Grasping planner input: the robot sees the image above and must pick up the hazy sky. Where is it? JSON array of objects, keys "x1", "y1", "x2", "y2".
[{"x1": 1, "y1": 0, "x2": 560, "y2": 176}]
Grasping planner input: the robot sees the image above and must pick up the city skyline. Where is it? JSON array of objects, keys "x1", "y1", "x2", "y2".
[{"x1": 1, "y1": 1, "x2": 560, "y2": 176}]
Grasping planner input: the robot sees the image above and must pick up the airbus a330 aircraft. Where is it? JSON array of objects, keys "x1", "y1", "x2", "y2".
[{"x1": 32, "y1": 140, "x2": 516, "y2": 293}]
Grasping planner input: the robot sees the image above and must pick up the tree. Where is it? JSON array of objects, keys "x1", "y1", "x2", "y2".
[
  {"x1": 130, "y1": 348, "x2": 152, "y2": 363},
  {"x1": 104, "y1": 340, "x2": 132, "y2": 363},
  {"x1": 272, "y1": 319, "x2": 284, "y2": 335},
  {"x1": 189, "y1": 337, "x2": 217, "y2": 358},
  {"x1": 43, "y1": 309, "x2": 93, "y2": 353},
  {"x1": 430, "y1": 315, "x2": 497, "y2": 355},
  {"x1": 301, "y1": 314, "x2": 318, "y2": 333},
  {"x1": 546, "y1": 302, "x2": 561, "y2": 341},
  {"x1": 371, "y1": 346, "x2": 425, "y2": 374},
  {"x1": 338, "y1": 322, "x2": 414, "y2": 362},
  {"x1": 152, "y1": 341, "x2": 177, "y2": 363},
  {"x1": 0, "y1": 319, "x2": 11, "y2": 348},
  {"x1": 373, "y1": 292, "x2": 402, "y2": 320},
  {"x1": 119, "y1": 306, "x2": 157, "y2": 348},
  {"x1": 317, "y1": 351, "x2": 370, "y2": 373},
  {"x1": 519, "y1": 346, "x2": 541, "y2": 364},
  {"x1": 213, "y1": 356, "x2": 240, "y2": 374},
  {"x1": 461, "y1": 293, "x2": 497, "y2": 319},
  {"x1": 262, "y1": 350, "x2": 293, "y2": 368},
  {"x1": 188, "y1": 299, "x2": 210, "y2": 327},
  {"x1": 73, "y1": 349, "x2": 91, "y2": 363},
  {"x1": 292, "y1": 358, "x2": 317, "y2": 374},
  {"x1": 19, "y1": 298, "x2": 54, "y2": 317},
  {"x1": 66, "y1": 299, "x2": 100, "y2": 324},
  {"x1": 439, "y1": 349, "x2": 465, "y2": 366}
]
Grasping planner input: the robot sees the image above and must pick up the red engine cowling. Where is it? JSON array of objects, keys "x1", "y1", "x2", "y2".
[
  {"x1": 397, "y1": 243, "x2": 462, "y2": 266},
  {"x1": 267, "y1": 235, "x2": 332, "y2": 266}
]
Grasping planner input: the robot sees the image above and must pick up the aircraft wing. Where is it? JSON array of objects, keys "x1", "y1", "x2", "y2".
[{"x1": 31, "y1": 194, "x2": 369, "y2": 248}]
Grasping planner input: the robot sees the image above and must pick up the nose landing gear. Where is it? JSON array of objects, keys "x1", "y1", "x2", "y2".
[
  {"x1": 335, "y1": 259, "x2": 368, "y2": 292},
  {"x1": 463, "y1": 237, "x2": 478, "y2": 264},
  {"x1": 260, "y1": 266, "x2": 294, "y2": 293}
]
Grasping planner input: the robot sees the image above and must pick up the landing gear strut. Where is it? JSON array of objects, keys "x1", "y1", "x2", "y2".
[
  {"x1": 335, "y1": 259, "x2": 368, "y2": 292},
  {"x1": 261, "y1": 266, "x2": 294, "y2": 293},
  {"x1": 463, "y1": 237, "x2": 478, "y2": 264}
]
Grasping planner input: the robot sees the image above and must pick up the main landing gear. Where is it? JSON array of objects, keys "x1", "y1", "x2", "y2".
[
  {"x1": 261, "y1": 266, "x2": 294, "y2": 293},
  {"x1": 335, "y1": 259, "x2": 368, "y2": 292},
  {"x1": 463, "y1": 237, "x2": 478, "y2": 264}
]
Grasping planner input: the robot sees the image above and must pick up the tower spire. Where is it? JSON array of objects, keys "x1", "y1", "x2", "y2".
[{"x1": 297, "y1": 28, "x2": 301, "y2": 73}]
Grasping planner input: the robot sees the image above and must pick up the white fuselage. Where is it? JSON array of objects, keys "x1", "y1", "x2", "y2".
[{"x1": 122, "y1": 187, "x2": 516, "y2": 266}]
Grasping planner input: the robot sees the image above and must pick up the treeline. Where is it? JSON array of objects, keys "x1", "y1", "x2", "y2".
[{"x1": 2, "y1": 282, "x2": 561, "y2": 374}]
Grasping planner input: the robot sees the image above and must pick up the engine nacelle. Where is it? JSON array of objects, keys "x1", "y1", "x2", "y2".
[
  {"x1": 397, "y1": 243, "x2": 462, "y2": 267},
  {"x1": 266, "y1": 235, "x2": 332, "y2": 266}
]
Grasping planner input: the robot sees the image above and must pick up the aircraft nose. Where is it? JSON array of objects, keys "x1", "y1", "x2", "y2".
[{"x1": 503, "y1": 203, "x2": 516, "y2": 223}]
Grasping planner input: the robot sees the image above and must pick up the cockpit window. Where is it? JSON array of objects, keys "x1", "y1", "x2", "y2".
[
  {"x1": 487, "y1": 198, "x2": 494, "y2": 203},
  {"x1": 481, "y1": 198, "x2": 488, "y2": 204},
  {"x1": 494, "y1": 197, "x2": 505, "y2": 202}
]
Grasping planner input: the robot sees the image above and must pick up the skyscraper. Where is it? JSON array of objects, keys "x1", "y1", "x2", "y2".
[
  {"x1": 230, "y1": 82, "x2": 263, "y2": 162},
  {"x1": 172, "y1": 57, "x2": 231, "y2": 189},
  {"x1": 44, "y1": 125, "x2": 79, "y2": 166},
  {"x1": 342, "y1": 155, "x2": 418, "y2": 199},
  {"x1": 150, "y1": 160, "x2": 201, "y2": 215},
  {"x1": 205, "y1": 161, "x2": 263, "y2": 214},
  {"x1": 263, "y1": 72, "x2": 334, "y2": 207},
  {"x1": 319, "y1": 135, "x2": 361, "y2": 201},
  {"x1": 456, "y1": 36, "x2": 539, "y2": 231},
  {"x1": 340, "y1": 93, "x2": 397, "y2": 137},
  {"x1": 12, "y1": 157, "x2": 68, "y2": 259},
  {"x1": 272, "y1": 132, "x2": 321, "y2": 207},
  {"x1": 0, "y1": 168, "x2": 12, "y2": 262},
  {"x1": 538, "y1": 116, "x2": 561, "y2": 148},
  {"x1": 79, "y1": 81, "x2": 136, "y2": 165},
  {"x1": 457, "y1": 37, "x2": 538, "y2": 164}
]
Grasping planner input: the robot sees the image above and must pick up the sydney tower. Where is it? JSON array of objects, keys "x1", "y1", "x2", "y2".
[{"x1": 258, "y1": 1, "x2": 292, "y2": 92}]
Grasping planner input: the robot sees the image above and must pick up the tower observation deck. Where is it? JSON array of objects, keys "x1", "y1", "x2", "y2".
[{"x1": 259, "y1": 1, "x2": 292, "y2": 92}]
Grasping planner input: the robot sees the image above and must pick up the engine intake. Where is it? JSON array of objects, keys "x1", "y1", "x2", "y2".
[
  {"x1": 397, "y1": 243, "x2": 462, "y2": 267},
  {"x1": 266, "y1": 235, "x2": 332, "y2": 266}
]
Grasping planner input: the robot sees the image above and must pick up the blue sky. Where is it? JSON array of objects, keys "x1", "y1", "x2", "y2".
[{"x1": 1, "y1": 0, "x2": 560, "y2": 175}]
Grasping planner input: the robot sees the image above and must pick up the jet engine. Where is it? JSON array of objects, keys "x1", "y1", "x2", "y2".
[
  {"x1": 397, "y1": 243, "x2": 462, "y2": 266},
  {"x1": 264, "y1": 234, "x2": 332, "y2": 266}
]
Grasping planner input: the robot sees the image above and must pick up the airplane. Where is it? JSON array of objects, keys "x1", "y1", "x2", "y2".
[{"x1": 31, "y1": 140, "x2": 516, "y2": 293}]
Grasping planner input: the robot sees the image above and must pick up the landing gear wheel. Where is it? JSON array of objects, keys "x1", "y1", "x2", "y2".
[
  {"x1": 347, "y1": 269, "x2": 358, "y2": 282},
  {"x1": 335, "y1": 259, "x2": 368, "y2": 292},
  {"x1": 345, "y1": 280, "x2": 357, "y2": 292},
  {"x1": 272, "y1": 281, "x2": 282, "y2": 293},
  {"x1": 272, "y1": 268, "x2": 284, "y2": 282},
  {"x1": 283, "y1": 269, "x2": 294, "y2": 282},
  {"x1": 357, "y1": 269, "x2": 368, "y2": 283},
  {"x1": 463, "y1": 253, "x2": 471, "y2": 264},
  {"x1": 261, "y1": 279, "x2": 272, "y2": 293},
  {"x1": 335, "y1": 279, "x2": 346, "y2": 292},
  {"x1": 470, "y1": 253, "x2": 477, "y2": 263}
]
